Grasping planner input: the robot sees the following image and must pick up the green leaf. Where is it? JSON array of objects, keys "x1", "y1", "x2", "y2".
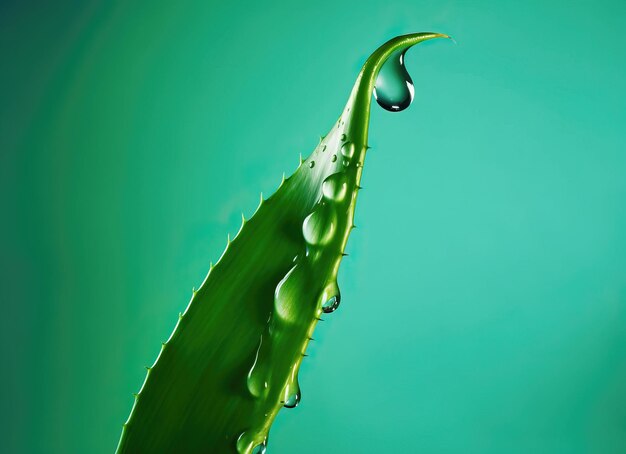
[{"x1": 117, "y1": 32, "x2": 448, "y2": 453}]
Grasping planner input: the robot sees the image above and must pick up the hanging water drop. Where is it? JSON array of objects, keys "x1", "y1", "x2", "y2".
[
  {"x1": 246, "y1": 336, "x2": 269, "y2": 398},
  {"x1": 283, "y1": 389, "x2": 301, "y2": 408},
  {"x1": 322, "y1": 295, "x2": 340, "y2": 313},
  {"x1": 252, "y1": 443, "x2": 267, "y2": 454},
  {"x1": 373, "y1": 49, "x2": 414, "y2": 112},
  {"x1": 283, "y1": 375, "x2": 301, "y2": 409},
  {"x1": 322, "y1": 173, "x2": 348, "y2": 202},
  {"x1": 321, "y1": 282, "x2": 341, "y2": 313}
]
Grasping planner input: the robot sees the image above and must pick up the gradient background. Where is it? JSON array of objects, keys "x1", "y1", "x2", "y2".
[{"x1": 2, "y1": 0, "x2": 626, "y2": 452}]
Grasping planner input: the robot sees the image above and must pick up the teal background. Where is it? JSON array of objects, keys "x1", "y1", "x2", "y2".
[{"x1": 2, "y1": 0, "x2": 625, "y2": 452}]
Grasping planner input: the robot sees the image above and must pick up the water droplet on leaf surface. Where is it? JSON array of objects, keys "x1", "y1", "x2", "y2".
[
  {"x1": 302, "y1": 206, "x2": 336, "y2": 246},
  {"x1": 322, "y1": 173, "x2": 348, "y2": 202},
  {"x1": 341, "y1": 142, "x2": 355, "y2": 159}
]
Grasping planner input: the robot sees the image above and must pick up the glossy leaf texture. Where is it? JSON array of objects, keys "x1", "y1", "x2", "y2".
[{"x1": 117, "y1": 32, "x2": 449, "y2": 453}]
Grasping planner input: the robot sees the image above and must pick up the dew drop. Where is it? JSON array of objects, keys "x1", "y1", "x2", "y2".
[
  {"x1": 302, "y1": 205, "x2": 337, "y2": 246},
  {"x1": 309, "y1": 161, "x2": 315, "y2": 168},
  {"x1": 322, "y1": 173, "x2": 348, "y2": 202},
  {"x1": 340, "y1": 133, "x2": 347, "y2": 141},
  {"x1": 322, "y1": 145, "x2": 327, "y2": 152},
  {"x1": 274, "y1": 265, "x2": 300, "y2": 322},
  {"x1": 322, "y1": 294, "x2": 341, "y2": 313},
  {"x1": 373, "y1": 49, "x2": 414, "y2": 112},
  {"x1": 246, "y1": 336, "x2": 269, "y2": 398},
  {"x1": 331, "y1": 154, "x2": 337, "y2": 162},
  {"x1": 341, "y1": 142, "x2": 355, "y2": 159}
]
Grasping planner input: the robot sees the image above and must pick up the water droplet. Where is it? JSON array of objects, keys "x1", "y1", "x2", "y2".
[
  {"x1": 373, "y1": 49, "x2": 414, "y2": 112},
  {"x1": 322, "y1": 145, "x2": 327, "y2": 152},
  {"x1": 341, "y1": 142, "x2": 355, "y2": 159},
  {"x1": 322, "y1": 294, "x2": 341, "y2": 313},
  {"x1": 247, "y1": 336, "x2": 269, "y2": 398},
  {"x1": 274, "y1": 265, "x2": 300, "y2": 322},
  {"x1": 252, "y1": 443, "x2": 267, "y2": 454},
  {"x1": 284, "y1": 390, "x2": 301, "y2": 408},
  {"x1": 283, "y1": 375, "x2": 301, "y2": 408},
  {"x1": 302, "y1": 205, "x2": 337, "y2": 246},
  {"x1": 322, "y1": 173, "x2": 348, "y2": 202},
  {"x1": 331, "y1": 154, "x2": 337, "y2": 162},
  {"x1": 237, "y1": 432, "x2": 267, "y2": 454},
  {"x1": 340, "y1": 133, "x2": 347, "y2": 141},
  {"x1": 309, "y1": 161, "x2": 315, "y2": 168},
  {"x1": 321, "y1": 282, "x2": 341, "y2": 313}
]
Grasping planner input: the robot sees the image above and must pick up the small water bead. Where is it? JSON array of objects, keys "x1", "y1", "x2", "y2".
[
  {"x1": 309, "y1": 161, "x2": 315, "y2": 168},
  {"x1": 373, "y1": 49, "x2": 415, "y2": 112},
  {"x1": 341, "y1": 142, "x2": 355, "y2": 159},
  {"x1": 302, "y1": 204, "x2": 337, "y2": 246},
  {"x1": 322, "y1": 294, "x2": 341, "y2": 313},
  {"x1": 331, "y1": 154, "x2": 337, "y2": 162},
  {"x1": 340, "y1": 133, "x2": 347, "y2": 141},
  {"x1": 322, "y1": 173, "x2": 348, "y2": 202},
  {"x1": 322, "y1": 145, "x2": 327, "y2": 152}
]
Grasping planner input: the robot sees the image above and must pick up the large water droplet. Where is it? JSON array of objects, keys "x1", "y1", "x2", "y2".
[
  {"x1": 322, "y1": 173, "x2": 348, "y2": 202},
  {"x1": 322, "y1": 294, "x2": 341, "y2": 313},
  {"x1": 373, "y1": 49, "x2": 414, "y2": 112},
  {"x1": 302, "y1": 205, "x2": 337, "y2": 246}
]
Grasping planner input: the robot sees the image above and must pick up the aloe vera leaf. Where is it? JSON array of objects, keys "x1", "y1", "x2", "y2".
[{"x1": 117, "y1": 32, "x2": 448, "y2": 453}]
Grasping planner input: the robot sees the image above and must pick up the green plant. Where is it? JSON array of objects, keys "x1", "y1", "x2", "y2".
[{"x1": 117, "y1": 32, "x2": 448, "y2": 453}]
